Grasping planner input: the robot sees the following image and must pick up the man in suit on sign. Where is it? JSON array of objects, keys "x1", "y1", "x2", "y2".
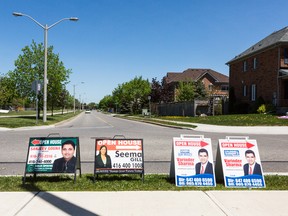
[
  {"x1": 243, "y1": 149, "x2": 262, "y2": 176},
  {"x1": 195, "y1": 148, "x2": 214, "y2": 175}
]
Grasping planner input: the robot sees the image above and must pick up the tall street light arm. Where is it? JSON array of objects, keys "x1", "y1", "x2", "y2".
[
  {"x1": 13, "y1": 12, "x2": 78, "y2": 122},
  {"x1": 13, "y1": 12, "x2": 79, "y2": 30},
  {"x1": 13, "y1": 12, "x2": 45, "y2": 29}
]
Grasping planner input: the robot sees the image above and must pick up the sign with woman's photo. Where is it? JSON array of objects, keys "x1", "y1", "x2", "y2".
[
  {"x1": 24, "y1": 137, "x2": 80, "y2": 175},
  {"x1": 216, "y1": 136, "x2": 265, "y2": 188},
  {"x1": 94, "y1": 138, "x2": 144, "y2": 176},
  {"x1": 173, "y1": 135, "x2": 216, "y2": 187}
]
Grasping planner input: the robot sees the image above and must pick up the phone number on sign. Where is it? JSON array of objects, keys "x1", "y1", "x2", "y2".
[
  {"x1": 113, "y1": 163, "x2": 142, "y2": 169},
  {"x1": 28, "y1": 160, "x2": 52, "y2": 164}
]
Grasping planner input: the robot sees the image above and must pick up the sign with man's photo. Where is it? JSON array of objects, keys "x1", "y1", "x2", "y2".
[
  {"x1": 172, "y1": 135, "x2": 216, "y2": 187},
  {"x1": 216, "y1": 136, "x2": 265, "y2": 188},
  {"x1": 25, "y1": 137, "x2": 80, "y2": 174}
]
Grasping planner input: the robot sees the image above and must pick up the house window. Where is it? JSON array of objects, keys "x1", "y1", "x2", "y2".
[
  {"x1": 243, "y1": 85, "x2": 247, "y2": 96},
  {"x1": 208, "y1": 83, "x2": 213, "y2": 91},
  {"x1": 251, "y1": 84, "x2": 256, "y2": 101},
  {"x1": 221, "y1": 85, "x2": 229, "y2": 91},
  {"x1": 284, "y1": 48, "x2": 288, "y2": 64},
  {"x1": 243, "y1": 61, "x2": 247, "y2": 72},
  {"x1": 253, "y1": 58, "x2": 257, "y2": 69}
]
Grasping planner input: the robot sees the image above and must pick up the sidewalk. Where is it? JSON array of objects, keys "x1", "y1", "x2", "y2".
[
  {"x1": 191, "y1": 122, "x2": 288, "y2": 134},
  {"x1": 1, "y1": 190, "x2": 287, "y2": 216}
]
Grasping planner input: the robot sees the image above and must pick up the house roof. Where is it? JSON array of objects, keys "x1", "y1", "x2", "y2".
[
  {"x1": 165, "y1": 68, "x2": 229, "y2": 83},
  {"x1": 227, "y1": 26, "x2": 288, "y2": 64}
]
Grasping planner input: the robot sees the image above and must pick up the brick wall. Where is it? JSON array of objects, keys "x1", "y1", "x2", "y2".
[{"x1": 229, "y1": 47, "x2": 280, "y2": 105}]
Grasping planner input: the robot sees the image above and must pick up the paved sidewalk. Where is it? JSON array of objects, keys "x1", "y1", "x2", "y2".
[
  {"x1": 1, "y1": 190, "x2": 287, "y2": 216},
  {"x1": 192, "y1": 123, "x2": 288, "y2": 134}
]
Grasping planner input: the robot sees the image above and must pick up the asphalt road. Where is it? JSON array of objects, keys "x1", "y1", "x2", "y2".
[{"x1": 0, "y1": 111, "x2": 287, "y2": 175}]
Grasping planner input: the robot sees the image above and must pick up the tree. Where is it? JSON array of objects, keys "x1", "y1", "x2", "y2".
[
  {"x1": 0, "y1": 74, "x2": 15, "y2": 108},
  {"x1": 150, "y1": 77, "x2": 162, "y2": 103},
  {"x1": 112, "y1": 76, "x2": 151, "y2": 114},
  {"x1": 176, "y1": 81, "x2": 195, "y2": 102},
  {"x1": 194, "y1": 80, "x2": 208, "y2": 99},
  {"x1": 176, "y1": 80, "x2": 208, "y2": 102},
  {"x1": 98, "y1": 95, "x2": 114, "y2": 111},
  {"x1": 7, "y1": 41, "x2": 71, "y2": 115},
  {"x1": 161, "y1": 77, "x2": 174, "y2": 103}
]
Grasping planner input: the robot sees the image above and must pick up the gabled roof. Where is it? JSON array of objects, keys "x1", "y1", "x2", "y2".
[
  {"x1": 227, "y1": 26, "x2": 288, "y2": 64},
  {"x1": 165, "y1": 68, "x2": 229, "y2": 83}
]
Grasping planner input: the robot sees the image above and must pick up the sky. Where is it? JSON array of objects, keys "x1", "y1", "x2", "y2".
[{"x1": 1, "y1": 0, "x2": 288, "y2": 104}]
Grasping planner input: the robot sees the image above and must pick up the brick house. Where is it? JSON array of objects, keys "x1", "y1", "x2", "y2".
[
  {"x1": 163, "y1": 68, "x2": 229, "y2": 101},
  {"x1": 226, "y1": 26, "x2": 288, "y2": 114}
]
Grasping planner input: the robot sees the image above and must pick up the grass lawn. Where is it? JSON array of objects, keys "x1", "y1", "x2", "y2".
[
  {"x1": 154, "y1": 114, "x2": 288, "y2": 126},
  {"x1": 0, "y1": 174, "x2": 287, "y2": 191},
  {"x1": 0, "y1": 111, "x2": 78, "y2": 128}
]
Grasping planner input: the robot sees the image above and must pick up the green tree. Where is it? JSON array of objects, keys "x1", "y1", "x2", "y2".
[
  {"x1": 113, "y1": 76, "x2": 151, "y2": 114},
  {"x1": 176, "y1": 81, "x2": 195, "y2": 102},
  {"x1": 7, "y1": 41, "x2": 71, "y2": 115},
  {"x1": 98, "y1": 95, "x2": 114, "y2": 111},
  {"x1": 0, "y1": 74, "x2": 15, "y2": 108},
  {"x1": 194, "y1": 80, "x2": 208, "y2": 99}
]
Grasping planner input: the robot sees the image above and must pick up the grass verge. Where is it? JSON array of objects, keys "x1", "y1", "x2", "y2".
[
  {"x1": 156, "y1": 114, "x2": 288, "y2": 126},
  {"x1": 0, "y1": 111, "x2": 79, "y2": 128},
  {"x1": 118, "y1": 113, "x2": 288, "y2": 127},
  {"x1": 0, "y1": 174, "x2": 287, "y2": 191}
]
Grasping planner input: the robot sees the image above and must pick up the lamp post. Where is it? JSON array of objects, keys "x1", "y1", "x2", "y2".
[
  {"x1": 148, "y1": 95, "x2": 151, "y2": 117},
  {"x1": 73, "y1": 82, "x2": 84, "y2": 114},
  {"x1": 13, "y1": 12, "x2": 78, "y2": 122}
]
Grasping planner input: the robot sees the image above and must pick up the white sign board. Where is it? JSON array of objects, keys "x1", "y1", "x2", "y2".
[
  {"x1": 217, "y1": 136, "x2": 265, "y2": 188},
  {"x1": 173, "y1": 135, "x2": 216, "y2": 187}
]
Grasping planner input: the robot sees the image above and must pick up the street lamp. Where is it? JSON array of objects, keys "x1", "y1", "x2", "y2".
[
  {"x1": 148, "y1": 95, "x2": 151, "y2": 117},
  {"x1": 13, "y1": 12, "x2": 78, "y2": 122},
  {"x1": 73, "y1": 82, "x2": 84, "y2": 114}
]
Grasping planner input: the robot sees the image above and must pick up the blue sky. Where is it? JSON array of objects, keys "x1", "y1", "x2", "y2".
[{"x1": 1, "y1": 0, "x2": 288, "y2": 103}]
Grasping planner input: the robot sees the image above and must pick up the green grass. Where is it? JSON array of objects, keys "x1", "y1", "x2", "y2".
[
  {"x1": 155, "y1": 114, "x2": 288, "y2": 126},
  {"x1": 0, "y1": 174, "x2": 287, "y2": 191},
  {"x1": 0, "y1": 111, "x2": 79, "y2": 128},
  {"x1": 0, "y1": 110, "x2": 36, "y2": 116}
]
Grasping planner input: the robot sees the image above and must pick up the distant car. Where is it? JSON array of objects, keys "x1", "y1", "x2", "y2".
[{"x1": 85, "y1": 110, "x2": 91, "y2": 114}]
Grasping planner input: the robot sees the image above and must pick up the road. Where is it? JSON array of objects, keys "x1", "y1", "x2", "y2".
[{"x1": 0, "y1": 110, "x2": 287, "y2": 175}]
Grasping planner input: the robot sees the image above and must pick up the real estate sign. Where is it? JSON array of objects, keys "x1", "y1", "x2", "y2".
[
  {"x1": 94, "y1": 138, "x2": 144, "y2": 175},
  {"x1": 173, "y1": 135, "x2": 216, "y2": 187},
  {"x1": 217, "y1": 136, "x2": 265, "y2": 188}
]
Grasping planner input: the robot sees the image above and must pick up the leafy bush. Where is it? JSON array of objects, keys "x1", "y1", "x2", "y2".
[
  {"x1": 257, "y1": 104, "x2": 266, "y2": 114},
  {"x1": 257, "y1": 104, "x2": 275, "y2": 114}
]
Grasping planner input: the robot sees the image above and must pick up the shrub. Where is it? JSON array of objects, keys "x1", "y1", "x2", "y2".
[
  {"x1": 257, "y1": 103, "x2": 275, "y2": 114},
  {"x1": 257, "y1": 104, "x2": 266, "y2": 114}
]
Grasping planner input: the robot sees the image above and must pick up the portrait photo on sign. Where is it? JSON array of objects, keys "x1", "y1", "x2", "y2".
[
  {"x1": 243, "y1": 149, "x2": 262, "y2": 176},
  {"x1": 95, "y1": 145, "x2": 112, "y2": 168},
  {"x1": 195, "y1": 148, "x2": 214, "y2": 175},
  {"x1": 52, "y1": 140, "x2": 77, "y2": 173}
]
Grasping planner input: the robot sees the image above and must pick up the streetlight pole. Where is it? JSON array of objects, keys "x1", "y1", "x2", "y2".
[
  {"x1": 73, "y1": 82, "x2": 84, "y2": 114},
  {"x1": 13, "y1": 12, "x2": 78, "y2": 122},
  {"x1": 73, "y1": 84, "x2": 76, "y2": 114},
  {"x1": 148, "y1": 95, "x2": 151, "y2": 117}
]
